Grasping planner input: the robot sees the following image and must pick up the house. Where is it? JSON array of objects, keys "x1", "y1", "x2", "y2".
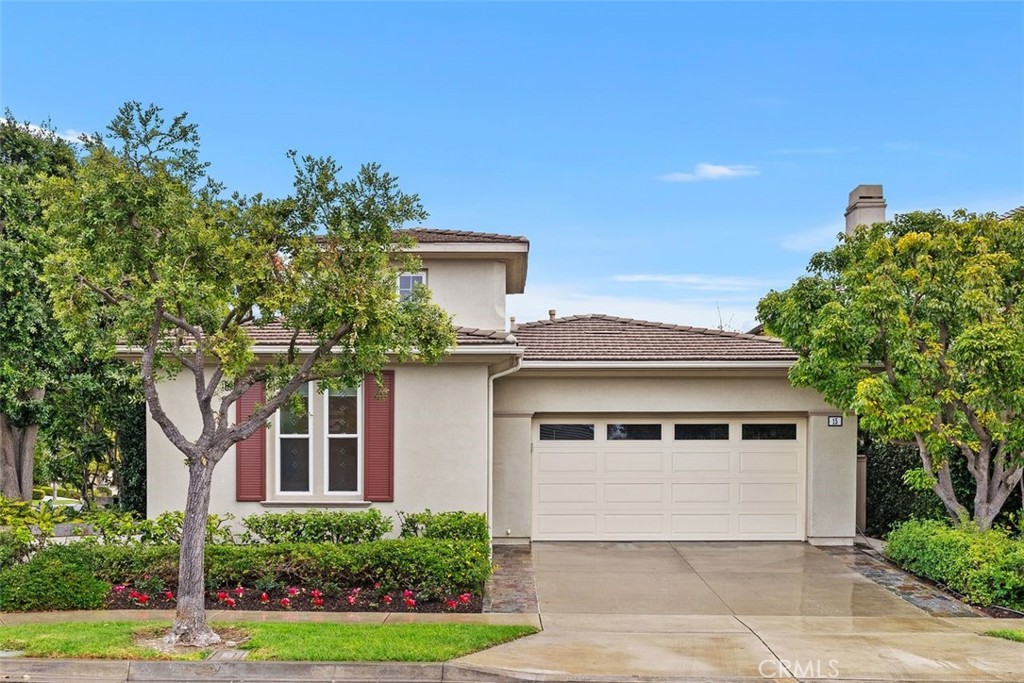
[{"x1": 146, "y1": 190, "x2": 885, "y2": 546}]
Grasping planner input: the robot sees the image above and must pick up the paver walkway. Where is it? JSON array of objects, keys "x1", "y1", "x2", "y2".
[{"x1": 483, "y1": 545, "x2": 538, "y2": 614}]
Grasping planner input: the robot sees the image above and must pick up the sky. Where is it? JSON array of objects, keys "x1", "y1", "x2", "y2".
[{"x1": 2, "y1": 1, "x2": 1022, "y2": 332}]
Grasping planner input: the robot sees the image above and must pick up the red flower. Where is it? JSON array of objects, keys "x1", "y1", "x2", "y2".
[
  {"x1": 373, "y1": 582, "x2": 381, "y2": 589},
  {"x1": 312, "y1": 596, "x2": 325, "y2": 608},
  {"x1": 164, "y1": 591, "x2": 175, "y2": 601},
  {"x1": 128, "y1": 589, "x2": 140, "y2": 599},
  {"x1": 216, "y1": 591, "x2": 228, "y2": 601},
  {"x1": 446, "y1": 599, "x2": 458, "y2": 609},
  {"x1": 234, "y1": 586, "x2": 245, "y2": 597},
  {"x1": 310, "y1": 589, "x2": 323, "y2": 599},
  {"x1": 459, "y1": 592, "x2": 472, "y2": 603},
  {"x1": 404, "y1": 597, "x2": 416, "y2": 607},
  {"x1": 287, "y1": 586, "x2": 299, "y2": 597},
  {"x1": 382, "y1": 595, "x2": 393, "y2": 605},
  {"x1": 137, "y1": 594, "x2": 150, "y2": 605},
  {"x1": 225, "y1": 597, "x2": 236, "y2": 608},
  {"x1": 403, "y1": 589, "x2": 414, "y2": 598},
  {"x1": 346, "y1": 595, "x2": 357, "y2": 605},
  {"x1": 280, "y1": 598, "x2": 291, "y2": 608},
  {"x1": 260, "y1": 592, "x2": 269, "y2": 603}
]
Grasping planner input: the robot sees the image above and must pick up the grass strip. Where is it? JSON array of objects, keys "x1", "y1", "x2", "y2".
[
  {"x1": 0, "y1": 621, "x2": 537, "y2": 661},
  {"x1": 987, "y1": 629, "x2": 1024, "y2": 643}
]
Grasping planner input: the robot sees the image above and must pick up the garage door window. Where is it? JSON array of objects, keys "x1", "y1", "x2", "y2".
[
  {"x1": 540, "y1": 424, "x2": 595, "y2": 440},
  {"x1": 742, "y1": 423, "x2": 797, "y2": 440},
  {"x1": 675, "y1": 424, "x2": 729, "y2": 440},
  {"x1": 607, "y1": 424, "x2": 662, "y2": 440}
]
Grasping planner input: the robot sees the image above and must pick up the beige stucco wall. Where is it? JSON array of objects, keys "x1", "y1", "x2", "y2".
[
  {"x1": 146, "y1": 363, "x2": 491, "y2": 528},
  {"x1": 492, "y1": 371, "x2": 857, "y2": 543},
  {"x1": 421, "y1": 259, "x2": 506, "y2": 331}
]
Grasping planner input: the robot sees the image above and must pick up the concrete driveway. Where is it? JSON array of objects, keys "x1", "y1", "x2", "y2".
[{"x1": 458, "y1": 542, "x2": 1024, "y2": 681}]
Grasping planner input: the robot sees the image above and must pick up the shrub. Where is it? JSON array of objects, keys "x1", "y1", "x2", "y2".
[
  {"x1": 28, "y1": 537, "x2": 491, "y2": 600},
  {"x1": 0, "y1": 529, "x2": 30, "y2": 570},
  {"x1": 79, "y1": 510, "x2": 236, "y2": 545},
  {"x1": 241, "y1": 509, "x2": 392, "y2": 544},
  {"x1": 0, "y1": 554, "x2": 109, "y2": 611},
  {"x1": 885, "y1": 519, "x2": 1024, "y2": 609},
  {"x1": 398, "y1": 510, "x2": 490, "y2": 543}
]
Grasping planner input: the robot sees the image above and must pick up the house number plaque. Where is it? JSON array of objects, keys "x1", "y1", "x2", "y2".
[{"x1": 827, "y1": 416, "x2": 843, "y2": 427}]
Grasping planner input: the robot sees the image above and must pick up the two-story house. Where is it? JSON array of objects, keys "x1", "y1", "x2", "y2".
[{"x1": 148, "y1": 209, "x2": 867, "y2": 545}]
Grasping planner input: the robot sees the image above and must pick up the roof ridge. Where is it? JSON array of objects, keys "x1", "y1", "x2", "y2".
[
  {"x1": 514, "y1": 313, "x2": 780, "y2": 342},
  {"x1": 400, "y1": 227, "x2": 529, "y2": 243}
]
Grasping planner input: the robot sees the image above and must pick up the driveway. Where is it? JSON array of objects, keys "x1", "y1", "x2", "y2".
[{"x1": 458, "y1": 542, "x2": 1024, "y2": 681}]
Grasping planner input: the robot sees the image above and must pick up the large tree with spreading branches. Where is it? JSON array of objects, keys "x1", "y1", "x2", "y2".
[
  {"x1": 758, "y1": 209, "x2": 1024, "y2": 531},
  {"x1": 37, "y1": 103, "x2": 455, "y2": 645}
]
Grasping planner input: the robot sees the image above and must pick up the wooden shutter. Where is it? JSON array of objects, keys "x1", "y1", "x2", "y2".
[
  {"x1": 235, "y1": 382, "x2": 266, "y2": 501},
  {"x1": 363, "y1": 371, "x2": 395, "y2": 502}
]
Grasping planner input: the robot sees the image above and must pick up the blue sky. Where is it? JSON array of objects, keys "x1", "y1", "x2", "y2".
[{"x1": 3, "y1": 2, "x2": 1022, "y2": 331}]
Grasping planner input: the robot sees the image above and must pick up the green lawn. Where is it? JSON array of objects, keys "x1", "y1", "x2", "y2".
[
  {"x1": 988, "y1": 630, "x2": 1024, "y2": 643},
  {"x1": 0, "y1": 621, "x2": 537, "y2": 661}
]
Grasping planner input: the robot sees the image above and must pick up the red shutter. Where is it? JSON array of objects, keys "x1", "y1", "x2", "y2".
[
  {"x1": 363, "y1": 370, "x2": 395, "y2": 502},
  {"x1": 235, "y1": 382, "x2": 266, "y2": 502}
]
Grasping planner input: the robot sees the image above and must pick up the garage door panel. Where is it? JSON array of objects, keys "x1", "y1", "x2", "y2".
[{"x1": 534, "y1": 416, "x2": 805, "y2": 541}]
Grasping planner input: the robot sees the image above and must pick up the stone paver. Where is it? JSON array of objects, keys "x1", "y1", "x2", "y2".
[{"x1": 484, "y1": 544, "x2": 538, "y2": 614}]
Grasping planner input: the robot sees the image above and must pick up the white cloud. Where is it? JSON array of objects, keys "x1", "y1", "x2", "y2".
[
  {"x1": 1, "y1": 119, "x2": 86, "y2": 144},
  {"x1": 657, "y1": 163, "x2": 760, "y2": 183},
  {"x1": 779, "y1": 221, "x2": 845, "y2": 252},
  {"x1": 613, "y1": 273, "x2": 775, "y2": 292},
  {"x1": 507, "y1": 284, "x2": 762, "y2": 333}
]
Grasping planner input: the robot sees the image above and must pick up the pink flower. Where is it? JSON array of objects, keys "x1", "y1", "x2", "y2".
[
  {"x1": 404, "y1": 597, "x2": 416, "y2": 607},
  {"x1": 225, "y1": 597, "x2": 236, "y2": 608},
  {"x1": 287, "y1": 587, "x2": 299, "y2": 597},
  {"x1": 373, "y1": 582, "x2": 381, "y2": 589},
  {"x1": 113, "y1": 585, "x2": 126, "y2": 593},
  {"x1": 446, "y1": 599, "x2": 458, "y2": 609},
  {"x1": 382, "y1": 595, "x2": 393, "y2": 605},
  {"x1": 164, "y1": 591, "x2": 175, "y2": 601},
  {"x1": 260, "y1": 592, "x2": 269, "y2": 603},
  {"x1": 280, "y1": 597, "x2": 291, "y2": 608},
  {"x1": 347, "y1": 595, "x2": 357, "y2": 605},
  {"x1": 351, "y1": 587, "x2": 361, "y2": 595},
  {"x1": 403, "y1": 589, "x2": 414, "y2": 598},
  {"x1": 459, "y1": 592, "x2": 472, "y2": 604},
  {"x1": 234, "y1": 586, "x2": 245, "y2": 597}
]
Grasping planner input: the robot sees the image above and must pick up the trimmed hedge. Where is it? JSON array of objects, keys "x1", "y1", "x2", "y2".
[
  {"x1": 19, "y1": 537, "x2": 491, "y2": 602},
  {"x1": 885, "y1": 519, "x2": 1024, "y2": 610},
  {"x1": 0, "y1": 554, "x2": 109, "y2": 611},
  {"x1": 398, "y1": 510, "x2": 489, "y2": 543},
  {"x1": 0, "y1": 530, "x2": 30, "y2": 571},
  {"x1": 241, "y1": 509, "x2": 392, "y2": 544}
]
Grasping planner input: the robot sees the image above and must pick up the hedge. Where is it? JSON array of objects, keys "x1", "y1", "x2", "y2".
[
  {"x1": 241, "y1": 509, "x2": 393, "y2": 544},
  {"x1": 0, "y1": 554, "x2": 109, "y2": 611},
  {"x1": 885, "y1": 519, "x2": 1024, "y2": 610},
  {"x1": 398, "y1": 510, "x2": 489, "y2": 543},
  {"x1": 7, "y1": 537, "x2": 491, "y2": 607}
]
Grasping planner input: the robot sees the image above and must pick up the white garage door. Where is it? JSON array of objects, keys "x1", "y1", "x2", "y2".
[{"x1": 532, "y1": 417, "x2": 806, "y2": 541}]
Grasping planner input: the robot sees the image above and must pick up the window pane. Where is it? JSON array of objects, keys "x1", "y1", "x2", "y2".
[
  {"x1": 607, "y1": 424, "x2": 662, "y2": 440},
  {"x1": 539, "y1": 424, "x2": 594, "y2": 441},
  {"x1": 741, "y1": 423, "x2": 797, "y2": 440},
  {"x1": 328, "y1": 389, "x2": 358, "y2": 434},
  {"x1": 279, "y1": 384, "x2": 309, "y2": 434},
  {"x1": 328, "y1": 439, "x2": 358, "y2": 492},
  {"x1": 279, "y1": 438, "x2": 310, "y2": 491},
  {"x1": 675, "y1": 424, "x2": 730, "y2": 440}
]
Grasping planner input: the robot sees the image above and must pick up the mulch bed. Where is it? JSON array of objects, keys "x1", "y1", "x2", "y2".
[{"x1": 107, "y1": 585, "x2": 483, "y2": 614}]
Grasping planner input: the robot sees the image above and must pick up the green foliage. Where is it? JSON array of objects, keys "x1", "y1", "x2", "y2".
[
  {"x1": 398, "y1": 510, "x2": 490, "y2": 543},
  {"x1": 115, "y1": 400, "x2": 147, "y2": 517},
  {"x1": 79, "y1": 509, "x2": 236, "y2": 545},
  {"x1": 35, "y1": 537, "x2": 492, "y2": 598},
  {"x1": 758, "y1": 210, "x2": 1024, "y2": 526},
  {"x1": 0, "y1": 553, "x2": 108, "y2": 611},
  {"x1": 0, "y1": 529, "x2": 31, "y2": 570},
  {"x1": 885, "y1": 519, "x2": 1024, "y2": 609},
  {"x1": 241, "y1": 509, "x2": 392, "y2": 544}
]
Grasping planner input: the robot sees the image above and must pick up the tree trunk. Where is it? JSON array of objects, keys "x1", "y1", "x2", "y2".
[
  {"x1": 165, "y1": 460, "x2": 220, "y2": 647},
  {"x1": 0, "y1": 409, "x2": 40, "y2": 501},
  {"x1": 972, "y1": 470, "x2": 1022, "y2": 531}
]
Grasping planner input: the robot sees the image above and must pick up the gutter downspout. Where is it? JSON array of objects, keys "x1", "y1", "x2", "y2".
[{"x1": 487, "y1": 355, "x2": 523, "y2": 542}]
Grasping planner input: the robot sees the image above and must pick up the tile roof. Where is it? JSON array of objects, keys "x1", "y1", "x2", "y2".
[
  {"x1": 398, "y1": 228, "x2": 528, "y2": 244},
  {"x1": 512, "y1": 314, "x2": 797, "y2": 362},
  {"x1": 242, "y1": 320, "x2": 514, "y2": 348},
  {"x1": 1000, "y1": 206, "x2": 1024, "y2": 220}
]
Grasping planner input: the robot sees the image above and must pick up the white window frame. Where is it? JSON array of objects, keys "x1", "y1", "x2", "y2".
[
  {"x1": 322, "y1": 384, "x2": 363, "y2": 497},
  {"x1": 274, "y1": 384, "x2": 313, "y2": 496},
  {"x1": 397, "y1": 271, "x2": 427, "y2": 301}
]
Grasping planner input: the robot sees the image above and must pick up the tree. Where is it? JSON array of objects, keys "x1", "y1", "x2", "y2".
[
  {"x1": 758, "y1": 210, "x2": 1024, "y2": 530},
  {"x1": 37, "y1": 103, "x2": 456, "y2": 645},
  {"x1": 0, "y1": 116, "x2": 78, "y2": 500}
]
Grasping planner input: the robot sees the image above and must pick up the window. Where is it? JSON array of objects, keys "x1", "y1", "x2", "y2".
[
  {"x1": 607, "y1": 424, "x2": 662, "y2": 440},
  {"x1": 276, "y1": 383, "x2": 311, "y2": 493},
  {"x1": 540, "y1": 424, "x2": 595, "y2": 441},
  {"x1": 398, "y1": 272, "x2": 427, "y2": 301},
  {"x1": 326, "y1": 386, "x2": 360, "y2": 493},
  {"x1": 675, "y1": 424, "x2": 729, "y2": 440},
  {"x1": 274, "y1": 381, "x2": 363, "y2": 497},
  {"x1": 742, "y1": 423, "x2": 797, "y2": 440}
]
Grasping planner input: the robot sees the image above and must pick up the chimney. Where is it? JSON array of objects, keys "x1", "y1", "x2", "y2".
[
  {"x1": 845, "y1": 184, "x2": 886, "y2": 234},
  {"x1": 509, "y1": 316, "x2": 517, "y2": 331},
  {"x1": 548, "y1": 309, "x2": 557, "y2": 321}
]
